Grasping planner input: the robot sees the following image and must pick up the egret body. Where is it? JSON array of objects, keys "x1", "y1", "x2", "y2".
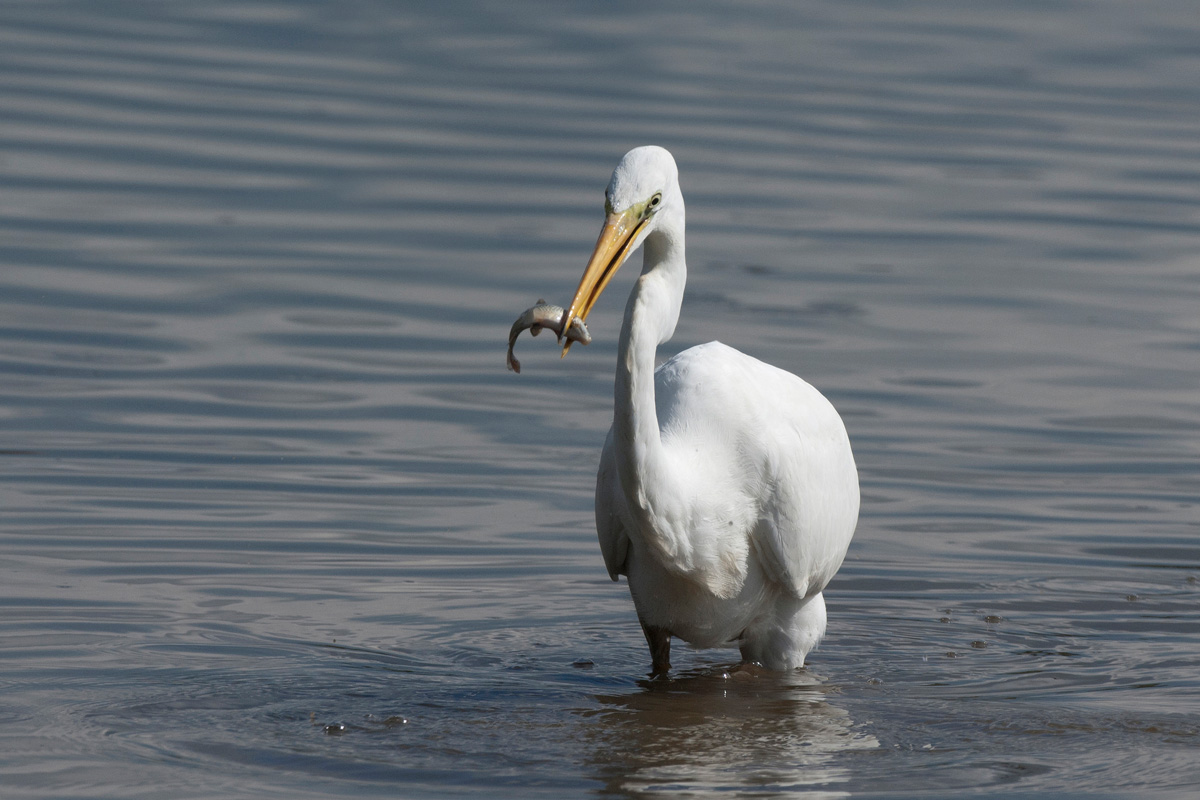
[{"x1": 561, "y1": 146, "x2": 859, "y2": 673}]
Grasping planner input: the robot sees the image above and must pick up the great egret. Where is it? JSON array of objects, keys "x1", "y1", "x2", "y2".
[{"x1": 560, "y1": 146, "x2": 859, "y2": 674}]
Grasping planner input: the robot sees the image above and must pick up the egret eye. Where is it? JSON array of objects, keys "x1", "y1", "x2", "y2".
[{"x1": 641, "y1": 193, "x2": 663, "y2": 220}]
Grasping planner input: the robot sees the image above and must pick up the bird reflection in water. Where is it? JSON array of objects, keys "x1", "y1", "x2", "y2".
[{"x1": 579, "y1": 665, "x2": 877, "y2": 797}]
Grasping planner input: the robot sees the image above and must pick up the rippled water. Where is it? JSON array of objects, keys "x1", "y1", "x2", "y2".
[{"x1": 2, "y1": 1, "x2": 1198, "y2": 797}]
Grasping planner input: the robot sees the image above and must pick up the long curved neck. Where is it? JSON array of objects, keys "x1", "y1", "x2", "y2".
[{"x1": 614, "y1": 223, "x2": 686, "y2": 518}]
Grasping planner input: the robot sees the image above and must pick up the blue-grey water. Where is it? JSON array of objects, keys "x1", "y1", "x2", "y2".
[{"x1": 2, "y1": 1, "x2": 1198, "y2": 797}]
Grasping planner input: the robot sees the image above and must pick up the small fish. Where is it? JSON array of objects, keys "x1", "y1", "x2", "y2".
[{"x1": 506, "y1": 299, "x2": 591, "y2": 373}]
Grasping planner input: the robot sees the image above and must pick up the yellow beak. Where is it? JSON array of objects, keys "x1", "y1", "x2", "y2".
[{"x1": 561, "y1": 206, "x2": 648, "y2": 356}]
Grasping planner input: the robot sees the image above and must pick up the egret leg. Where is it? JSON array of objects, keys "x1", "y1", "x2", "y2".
[{"x1": 640, "y1": 619, "x2": 671, "y2": 675}]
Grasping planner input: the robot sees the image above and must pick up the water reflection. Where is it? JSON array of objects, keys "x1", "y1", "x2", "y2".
[{"x1": 582, "y1": 666, "x2": 877, "y2": 798}]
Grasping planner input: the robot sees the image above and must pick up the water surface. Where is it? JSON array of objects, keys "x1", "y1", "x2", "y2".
[{"x1": 1, "y1": 1, "x2": 1198, "y2": 797}]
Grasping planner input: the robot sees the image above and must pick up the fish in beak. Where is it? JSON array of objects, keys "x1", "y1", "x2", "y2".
[{"x1": 560, "y1": 205, "x2": 649, "y2": 356}]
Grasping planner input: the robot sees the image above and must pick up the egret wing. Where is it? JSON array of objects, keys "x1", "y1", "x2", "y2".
[
  {"x1": 595, "y1": 428, "x2": 630, "y2": 580},
  {"x1": 746, "y1": 367, "x2": 860, "y2": 600}
]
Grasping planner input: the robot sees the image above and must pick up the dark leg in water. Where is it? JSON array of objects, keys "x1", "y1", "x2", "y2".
[{"x1": 640, "y1": 619, "x2": 671, "y2": 675}]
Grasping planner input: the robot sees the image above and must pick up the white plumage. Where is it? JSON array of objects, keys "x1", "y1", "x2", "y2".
[{"x1": 561, "y1": 146, "x2": 859, "y2": 672}]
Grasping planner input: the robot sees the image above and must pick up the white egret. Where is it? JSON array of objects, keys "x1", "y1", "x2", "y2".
[{"x1": 560, "y1": 146, "x2": 859, "y2": 673}]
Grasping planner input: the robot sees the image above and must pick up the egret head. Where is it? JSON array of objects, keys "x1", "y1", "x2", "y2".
[
  {"x1": 605, "y1": 145, "x2": 680, "y2": 218},
  {"x1": 561, "y1": 146, "x2": 682, "y2": 355}
]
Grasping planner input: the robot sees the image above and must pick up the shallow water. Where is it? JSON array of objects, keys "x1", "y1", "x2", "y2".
[{"x1": 1, "y1": 1, "x2": 1198, "y2": 797}]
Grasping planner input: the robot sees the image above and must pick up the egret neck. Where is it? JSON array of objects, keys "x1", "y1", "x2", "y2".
[{"x1": 614, "y1": 223, "x2": 687, "y2": 529}]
